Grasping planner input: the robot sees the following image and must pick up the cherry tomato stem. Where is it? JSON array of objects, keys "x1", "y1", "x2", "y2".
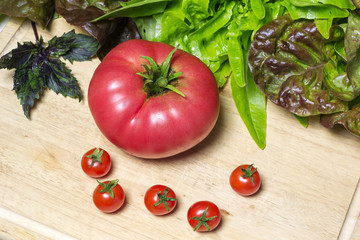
[
  {"x1": 97, "y1": 179, "x2": 119, "y2": 199},
  {"x1": 144, "y1": 185, "x2": 177, "y2": 215},
  {"x1": 190, "y1": 207, "x2": 218, "y2": 231},
  {"x1": 81, "y1": 148, "x2": 111, "y2": 178},
  {"x1": 153, "y1": 188, "x2": 177, "y2": 212},
  {"x1": 230, "y1": 164, "x2": 261, "y2": 196},
  {"x1": 93, "y1": 179, "x2": 125, "y2": 213},
  {"x1": 85, "y1": 148, "x2": 103, "y2": 168},
  {"x1": 187, "y1": 201, "x2": 221, "y2": 232}
]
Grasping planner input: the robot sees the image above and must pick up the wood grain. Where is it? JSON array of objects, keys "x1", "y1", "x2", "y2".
[{"x1": 0, "y1": 17, "x2": 359, "y2": 240}]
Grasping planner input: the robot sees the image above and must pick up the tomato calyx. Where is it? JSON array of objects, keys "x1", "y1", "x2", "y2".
[
  {"x1": 190, "y1": 207, "x2": 218, "y2": 231},
  {"x1": 153, "y1": 187, "x2": 177, "y2": 212},
  {"x1": 97, "y1": 179, "x2": 119, "y2": 199},
  {"x1": 85, "y1": 148, "x2": 103, "y2": 168},
  {"x1": 241, "y1": 164, "x2": 257, "y2": 184},
  {"x1": 137, "y1": 47, "x2": 185, "y2": 98}
]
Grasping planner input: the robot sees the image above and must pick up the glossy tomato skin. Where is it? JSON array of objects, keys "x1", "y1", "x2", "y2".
[
  {"x1": 93, "y1": 180, "x2": 125, "y2": 213},
  {"x1": 81, "y1": 148, "x2": 111, "y2": 178},
  {"x1": 144, "y1": 185, "x2": 177, "y2": 215},
  {"x1": 229, "y1": 164, "x2": 261, "y2": 196},
  {"x1": 187, "y1": 201, "x2": 221, "y2": 232},
  {"x1": 88, "y1": 39, "x2": 220, "y2": 159}
]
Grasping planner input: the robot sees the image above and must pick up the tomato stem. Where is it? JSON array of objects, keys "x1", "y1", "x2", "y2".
[
  {"x1": 85, "y1": 148, "x2": 103, "y2": 168},
  {"x1": 241, "y1": 164, "x2": 257, "y2": 184},
  {"x1": 97, "y1": 179, "x2": 119, "y2": 199},
  {"x1": 190, "y1": 207, "x2": 217, "y2": 231},
  {"x1": 137, "y1": 47, "x2": 185, "y2": 98},
  {"x1": 153, "y1": 187, "x2": 177, "y2": 212}
]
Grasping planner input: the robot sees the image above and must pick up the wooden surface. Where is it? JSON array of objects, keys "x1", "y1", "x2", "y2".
[{"x1": 0, "y1": 17, "x2": 360, "y2": 240}]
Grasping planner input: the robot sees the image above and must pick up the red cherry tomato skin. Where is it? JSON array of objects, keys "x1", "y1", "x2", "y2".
[
  {"x1": 229, "y1": 164, "x2": 261, "y2": 196},
  {"x1": 93, "y1": 181, "x2": 125, "y2": 213},
  {"x1": 81, "y1": 148, "x2": 111, "y2": 178},
  {"x1": 187, "y1": 201, "x2": 221, "y2": 232},
  {"x1": 88, "y1": 39, "x2": 220, "y2": 159},
  {"x1": 144, "y1": 185, "x2": 177, "y2": 215}
]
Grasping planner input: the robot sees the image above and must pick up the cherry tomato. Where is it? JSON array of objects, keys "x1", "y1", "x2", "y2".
[
  {"x1": 144, "y1": 185, "x2": 177, "y2": 215},
  {"x1": 81, "y1": 147, "x2": 111, "y2": 178},
  {"x1": 88, "y1": 39, "x2": 219, "y2": 159},
  {"x1": 187, "y1": 201, "x2": 221, "y2": 232},
  {"x1": 93, "y1": 179, "x2": 125, "y2": 213},
  {"x1": 229, "y1": 164, "x2": 261, "y2": 196}
]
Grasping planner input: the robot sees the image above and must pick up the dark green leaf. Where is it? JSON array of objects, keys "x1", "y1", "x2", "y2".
[
  {"x1": 92, "y1": 0, "x2": 171, "y2": 21},
  {"x1": 55, "y1": 0, "x2": 140, "y2": 60},
  {"x1": 0, "y1": 0, "x2": 54, "y2": 27}
]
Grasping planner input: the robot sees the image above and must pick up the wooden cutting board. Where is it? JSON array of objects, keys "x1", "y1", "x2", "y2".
[{"x1": 0, "y1": 17, "x2": 359, "y2": 240}]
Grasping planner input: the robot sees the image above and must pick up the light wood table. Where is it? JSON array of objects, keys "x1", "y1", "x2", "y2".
[{"x1": 1, "y1": 17, "x2": 359, "y2": 240}]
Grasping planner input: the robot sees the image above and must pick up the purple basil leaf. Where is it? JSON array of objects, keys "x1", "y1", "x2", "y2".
[
  {"x1": 0, "y1": 40, "x2": 46, "y2": 118},
  {"x1": 44, "y1": 57, "x2": 82, "y2": 100}
]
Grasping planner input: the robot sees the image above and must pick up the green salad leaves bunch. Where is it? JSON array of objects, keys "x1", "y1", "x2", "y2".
[{"x1": 128, "y1": 0, "x2": 359, "y2": 148}]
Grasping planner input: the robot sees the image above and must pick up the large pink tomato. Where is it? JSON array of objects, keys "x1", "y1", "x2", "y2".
[{"x1": 88, "y1": 39, "x2": 219, "y2": 159}]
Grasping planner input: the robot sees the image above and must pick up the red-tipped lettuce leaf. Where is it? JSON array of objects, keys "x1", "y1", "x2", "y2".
[
  {"x1": 248, "y1": 14, "x2": 348, "y2": 116},
  {"x1": 321, "y1": 106, "x2": 360, "y2": 136}
]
